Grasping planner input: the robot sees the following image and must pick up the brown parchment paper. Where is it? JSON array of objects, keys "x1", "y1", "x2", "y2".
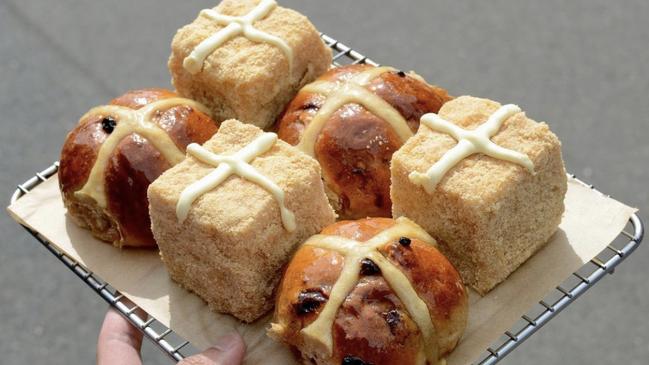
[{"x1": 7, "y1": 176, "x2": 637, "y2": 365}]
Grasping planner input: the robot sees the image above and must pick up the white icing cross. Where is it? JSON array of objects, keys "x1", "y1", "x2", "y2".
[
  {"x1": 75, "y1": 98, "x2": 210, "y2": 208},
  {"x1": 409, "y1": 104, "x2": 535, "y2": 194},
  {"x1": 296, "y1": 66, "x2": 414, "y2": 156},
  {"x1": 176, "y1": 132, "x2": 296, "y2": 232},
  {"x1": 183, "y1": 0, "x2": 292, "y2": 75},
  {"x1": 300, "y1": 217, "x2": 440, "y2": 364}
]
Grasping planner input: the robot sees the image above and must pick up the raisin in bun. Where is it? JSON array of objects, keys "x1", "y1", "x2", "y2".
[
  {"x1": 276, "y1": 64, "x2": 451, "y2": 219},
  {"x1": 270, "y1": 217, "x2": 468, "y2": 365},
  {"x1": 59, "y1": 88, "x2": 218, "y2": 248}
]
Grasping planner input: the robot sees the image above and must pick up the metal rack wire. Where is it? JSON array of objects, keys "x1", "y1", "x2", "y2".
[
  {"x1": 9, "y1": 34, "x2": 644, "y2": 364},
  {"x1": 10, "y1": 164, "x2": 196, "y2": 362}
]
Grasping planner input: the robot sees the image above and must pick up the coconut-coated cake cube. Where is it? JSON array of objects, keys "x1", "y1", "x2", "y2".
[
  {"x1": 168, "y1": 0, "x2": 332, "y2": 129},
  {"x1": 391, "y1": 96, "x2": 567, "y2": 295},
  {"x1": 148, "y1": 119, "x2": 336, "y2": 322}
]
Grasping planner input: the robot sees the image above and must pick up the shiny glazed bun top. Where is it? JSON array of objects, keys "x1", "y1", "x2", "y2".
[
  {"x1": 59, "y1": 88, "x2": 218, "y2": 248},
  {"x1": 270, "y1": 217, "x2": 468, "y2": 365},
  {"x1": 276, "y1": 64, "x2": 451, "y2": 219}
]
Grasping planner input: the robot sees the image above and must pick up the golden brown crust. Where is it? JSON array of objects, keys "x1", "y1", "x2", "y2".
[
  {"x1": 104, "y1": 135, "x2": 172, "y2": 246},
  {"x1": 276, "y1": 65, "x2": 452, "y2": 219},
  {"x1": 271, "y1": 218, "x2": 468, "y2": 365},
  {"x1": 59, "y1": 89, "x2": 218, "y2": 248},
  {"x1": 59, "y1": 115, "x2": 107, "y2": 195},
  {"x1": 110, "y1": 88, "x2": 177, "y2": 109}
]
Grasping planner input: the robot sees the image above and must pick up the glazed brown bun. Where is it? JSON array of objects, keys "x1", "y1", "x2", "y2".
[
  {"x1": 276, "y1": 64, "x2": 451, "y2": 219},
  {"x1": 270, "y1": 217, "x2": 468, "y2": 365},
  {"x1": 59, "y1": 88, "x2": 218, "y2": 248}
]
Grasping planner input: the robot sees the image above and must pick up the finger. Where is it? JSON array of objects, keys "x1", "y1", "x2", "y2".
[
  {"x1": 179, "y1": 332, "x2": 246, "y2": 365},
  {"x1": 97, "y1": 299, "x2": 146, "y2": 365}
]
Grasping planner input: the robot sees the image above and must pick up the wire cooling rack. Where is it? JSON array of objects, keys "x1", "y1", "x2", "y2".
[{"x1": 9, "y1": 34, "x2": 645, "y2": 364}]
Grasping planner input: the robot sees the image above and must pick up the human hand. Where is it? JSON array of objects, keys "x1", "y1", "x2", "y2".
[{"x1": 97, "y1": 304, "x2": 246, "y2": 365}]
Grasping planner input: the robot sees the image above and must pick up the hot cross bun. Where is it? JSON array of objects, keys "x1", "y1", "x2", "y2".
[
  {"x1": 270, "y1": 217, "x2": 468, "y2": 365},
  {"x1": 59, "y1": 88, "x2": 218, "y2": 248},
  {"x1": 275, "y1": 64, "x2": 452, "y2": 219}
]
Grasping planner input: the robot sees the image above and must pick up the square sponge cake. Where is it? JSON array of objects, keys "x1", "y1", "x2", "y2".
[
  {"x1": 168, "y1": 0, "x2": 332, "y2": 129},
  {"x1": 148, "y1": 119, "x2": 336, "y2": 322},
  {"x1": 391, "y1": 96, "x2": 567, "y2": 295}
]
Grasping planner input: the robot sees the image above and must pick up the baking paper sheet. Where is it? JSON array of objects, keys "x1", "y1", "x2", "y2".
[{"x1": 7, "y1": 176, "x2": 637, "y2": 364}]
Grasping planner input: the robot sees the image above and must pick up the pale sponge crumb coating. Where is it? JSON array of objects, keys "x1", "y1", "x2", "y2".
[
  {"x1": 391, "y1": 96, "x2": 567, "y2": 295},
  {"x1": 148, "y1": 120, "x2": 336, "y2": 322},
  {"x1": 168, "y1": 0, "x2": 332, "y2": 129}
]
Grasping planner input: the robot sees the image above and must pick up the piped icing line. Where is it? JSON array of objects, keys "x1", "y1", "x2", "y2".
[
  {"x1": 409, "y1": 104, "x2": 535, "y2": 194},
  {"x1": 183, "y1": 0, "x2": 293, "y2": 75},
  {"x1": 74, "y1": 98, "x2": 211, "y2": 208},
  {"x1": 369, "y1": 251, "x2": 438, "y2": 365},
  {"x1": 300, "y1": 217, "x2": 441, "y2": 365},
  {"x1": 296, "y1": 66, "x2": 414, "y2": 156},
  {"x1": 175, "y1": 132, "x2": 296, "y2": 232}
]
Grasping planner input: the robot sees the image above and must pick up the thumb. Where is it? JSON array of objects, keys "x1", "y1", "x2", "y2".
[{"x1": 179, "y1": 332, "x2": 246, "y2": 365}]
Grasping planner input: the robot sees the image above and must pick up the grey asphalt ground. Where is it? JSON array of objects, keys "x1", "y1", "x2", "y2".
[{"x1": 1, "y1": 1, "x2": 647, "y2": 364}]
